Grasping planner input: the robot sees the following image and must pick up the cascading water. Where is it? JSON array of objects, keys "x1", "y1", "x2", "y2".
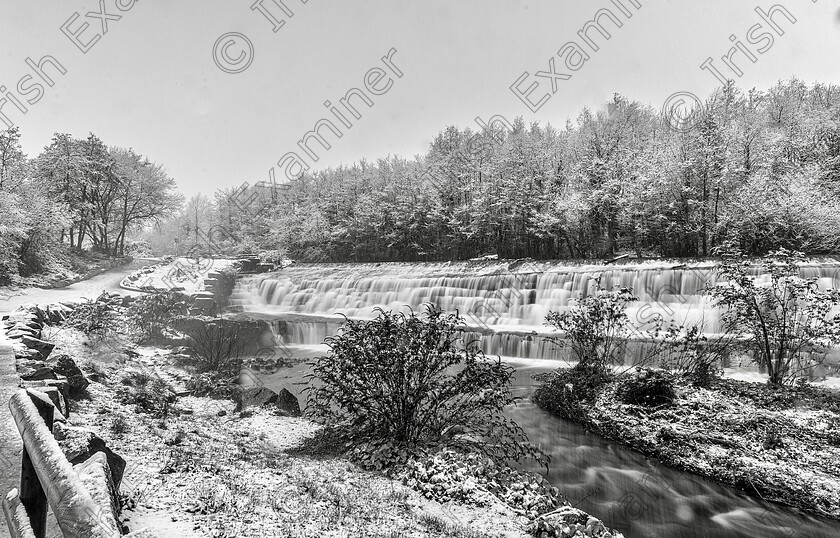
[{"x1": 230, "y1": 259, "x2": 840, "y2": 365}]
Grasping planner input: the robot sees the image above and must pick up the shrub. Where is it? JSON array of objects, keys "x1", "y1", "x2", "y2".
[
  {"x1": 65, "y1": 292, "x2": 124, "y2": 340},
  {"x1": 532, "y1": 364, "x2": 612, "y2": 423},
  {"x1": 186, "y1": 371, "x2": 237, "y2": 399},
  {"x1": 306, "y1": 306, "x2": 545, "y2": 468},
  {"x1": 762, "y1": 423, "x2": 785, "y2": 450},
  {"x1": 658, "y1": 323, "x2": 731, "y2": 387},
  {"x1": 110, "y1": 415, "x2": 130, "y2": 435},
  {"x1": 127, "y1": 291, "x2": 189, "y2": 341},
  {"x1": 545, "y1": 283, "x2": 636, "y2": 372},
  {"x1": 617, "y1": 368, "x2": 676, "y2": 407},
  {"x1": 181, "y1": 317, "x2": 248, "y2": 374},
  {"x1": 116, "y1": 368, "x2": 175, "y2": 417}
]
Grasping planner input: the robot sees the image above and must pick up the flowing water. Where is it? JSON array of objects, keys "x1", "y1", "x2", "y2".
[{"x1": 231, "y1": 260, "x2": 840, "y2": 537}]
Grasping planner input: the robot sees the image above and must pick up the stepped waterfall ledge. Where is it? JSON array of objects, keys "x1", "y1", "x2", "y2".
[{"x1": 230, "y1": 259, "x2": 840, "y2": 374}]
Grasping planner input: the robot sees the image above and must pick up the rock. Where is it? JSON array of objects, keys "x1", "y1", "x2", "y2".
[
  {"x1": 21, "y1": 367, "x2": 59, "y2": 381},
  {"x1": 5, "y1": 330, "x2": 34, "y2": 340},
  {"x1": 46, "y1": 303, "x2": 71, "y2": 323},
  {"x1": 73, "y1": 452, "x2": 121, "y2": 534},
  {"x1": 14, "y1": 348, "x2": 42, "y2": 361},
  {"x1": 49, "y1": 354, "x2": 90, "y2": 397},
  {"x1": 275, "y1": 388, "x2": 301, "y2": 417},
  {"x1": 55, "y1": 424, "x2": 127, "y2": 488},
  {"x1": 192, "y1": 297, "x2": 217, "y2": 315},
  {"x1": 20, "y1": 336, "x2": 54, "y2": 359},
  {"x1": 232, "y1": 386, "x2": 301, "y2": 416},
  {"x1": 29, "y1": 386, "x2": 69, "y2": 420},
  {"x1": 11, "y1": 322, "x2": 40, "y2": 336},
  {"x1": 233, "y1": 386, "x2": 278, "y2": 412},
  {"x1": 21, "y1": 377, "x2": 70, "y2": 411}
]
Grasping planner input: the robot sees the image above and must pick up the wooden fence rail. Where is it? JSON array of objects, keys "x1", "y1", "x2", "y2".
[{"x1": 2, "y1": 389, "x2": 152, "y2": 538}]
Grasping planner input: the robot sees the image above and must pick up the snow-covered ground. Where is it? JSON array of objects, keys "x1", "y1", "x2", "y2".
[{"x1": 122, "y1": 257, "x2": 236, "y2": 294}]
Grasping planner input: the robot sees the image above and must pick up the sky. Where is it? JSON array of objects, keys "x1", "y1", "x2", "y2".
[{"x1": 2, "y1": 0, "x2": 839, "y2": 197}]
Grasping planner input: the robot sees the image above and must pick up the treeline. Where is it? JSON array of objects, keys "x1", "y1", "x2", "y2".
[
  {"x1": 0, "y1": 128, "x2": 181, "y2": 284},
  {"x1": 153, "y1": 78, "x2": 840, "y2": 263}
]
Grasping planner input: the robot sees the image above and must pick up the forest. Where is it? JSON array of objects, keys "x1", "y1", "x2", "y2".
[
  {"x1": 148, "y1": 78, "x2": 840, "y2": 263},
  {"x1": 4, "y1": 77, "x2": 840, "y2": 282}
]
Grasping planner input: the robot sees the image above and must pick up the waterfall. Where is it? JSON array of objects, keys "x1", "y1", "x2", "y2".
[{"x1": 230, "y1": 259, "x2": 840, "y2": 363}]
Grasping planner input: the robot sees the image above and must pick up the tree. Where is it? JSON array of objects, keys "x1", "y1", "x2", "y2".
[
  {"x1": 709, "y1": 249, "x2": 840, "y2": 385},
  {"x1": 110, "y1": 148, "x2": 182, "y2": 256},
  {"x1": 0, "y1": 127, "x2": 27, "y2": 190}
]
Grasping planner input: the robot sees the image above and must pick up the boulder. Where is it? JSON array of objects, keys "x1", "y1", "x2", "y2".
[
  {"x1": 21, "y1": 377, "x2": 70, "y2": 411},
  {"x1": 13, "y1": 348, "x2": 41, "y2": 362},
  {"x1": 20, "y1": 335, "x2": 54, "y2": 359},
  {"x1": 233, "y1": 386, "x2": 301, "y2": 416},
  {"x1": 5, "y1": 330, "x2": 33, "y2": 340},
  {"x1": 31, "y1": 386, "x2": 69, "y2": 420},
  {"x1": 11, "y1": 322, "x2": 40, "y2": 336},
  {"x1": 233, "y1": 386, "x2": 278, "y2": 412},
  {"x1": 45, "y1": 303, "x2": 70, "y2": 324},
  {"x1": 49, "y1": 354, "x2": 90, "y2": 397},
  {"x1": 21, "y1": 367, "x2": 59, "y2": 381},
  {"x1": 55, "y1": 424, "x2": 126, "y2": 488},
  {"x1": 275, "y1": 388, "x2": 301, "y2": 417}
]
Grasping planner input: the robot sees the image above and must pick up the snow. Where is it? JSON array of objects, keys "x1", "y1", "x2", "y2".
[{"x1": 121, "y1": 258, "x2": 236, "y2": 294}]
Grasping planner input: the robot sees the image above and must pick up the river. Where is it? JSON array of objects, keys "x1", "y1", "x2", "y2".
[{"x1": 232, "y1": 260, "x2": 840, "y2": 537}]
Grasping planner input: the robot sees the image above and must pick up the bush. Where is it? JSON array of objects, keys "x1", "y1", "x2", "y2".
[
  {"x1": 306, "y1": 306, "x2": 544, "y2": 468},
  {"x1": 658, "y1": 324, "x2": 730, "y2": 387},
  {"x1": 127, "y1": 291, "x2": 189, "y2": 341},
  {"x1": 65, "y1": 292, "x2": 124, "y2": 340},
  {"x1": 186, "y1": 371, "x2": 237, "y2": 398},
  {"x1": 544, "y1": 284, "x2": 636, "y2": 372},
  {"x1": 116, "y1": 368, "x2": 175, "y2": 417},
  {"x1": 532, "y1": 364, "x2": 612, "y2": 423},
  {"x1": 182, "y1": 317, "x2": 248, "y2": 374},
  {"x1": 617, "y1": 368, "x2": 676, "y2": 407},
  {"x1": 110, "y1": 415, "x2": 130, "y2": 435},
  {"x1": 709, "y1": 249, "x2": 840, "y2": 385}
]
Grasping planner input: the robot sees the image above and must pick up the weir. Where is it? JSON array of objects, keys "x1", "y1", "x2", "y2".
[{"x1": 230, "y1": 258, "x2": 840, "y2": 366}]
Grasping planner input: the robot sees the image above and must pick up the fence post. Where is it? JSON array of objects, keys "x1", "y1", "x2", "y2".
[{"x1": 18, "y1": 390, "x2": 54, "y2": 538}]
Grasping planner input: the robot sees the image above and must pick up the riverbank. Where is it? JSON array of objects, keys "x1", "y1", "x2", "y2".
[{"x1": 533, "y1": 368, "x2": 840, "y2": 522}]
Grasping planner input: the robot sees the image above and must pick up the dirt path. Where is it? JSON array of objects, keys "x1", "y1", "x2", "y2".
[{"x1": 0, "y1": 265, "x2": 144, "y2": 316}]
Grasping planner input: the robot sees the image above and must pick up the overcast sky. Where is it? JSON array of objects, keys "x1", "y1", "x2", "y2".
[{"x1": 2, "y1": 0, "x2": 839, "y2": 196}]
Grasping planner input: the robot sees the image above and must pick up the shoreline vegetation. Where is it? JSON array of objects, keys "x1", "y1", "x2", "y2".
[
  {"x1": 531, "y1": 250, "x2": 840, "y2": 527},
  {"x1": 533, "y1": 367, "x2": 840, "y2": 521}
]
